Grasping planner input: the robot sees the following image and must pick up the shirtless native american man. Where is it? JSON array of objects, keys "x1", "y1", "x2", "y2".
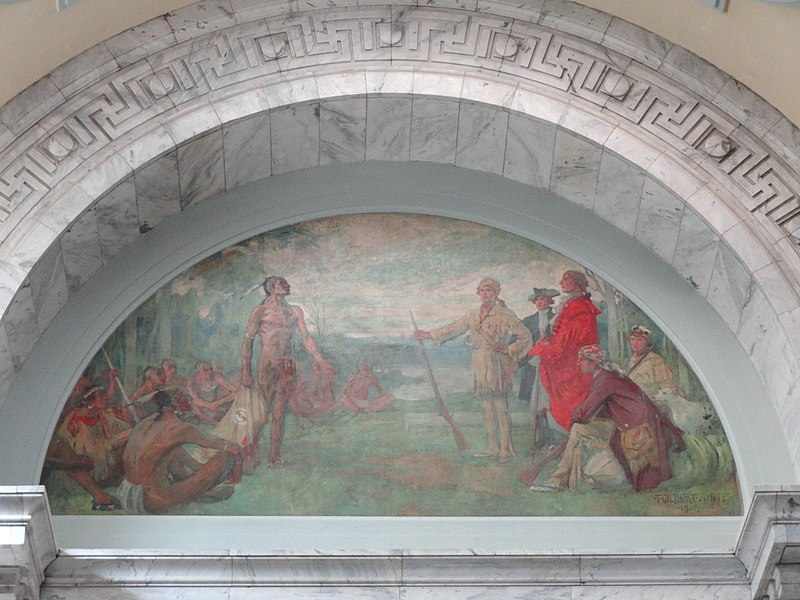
[{"x1": 241, "y1": 276, "x2": 336, "y2": 466}]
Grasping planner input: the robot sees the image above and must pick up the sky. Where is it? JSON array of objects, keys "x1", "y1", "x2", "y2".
[{"x1": 173, "y1": 213, "x2": 590, "y2": 339}]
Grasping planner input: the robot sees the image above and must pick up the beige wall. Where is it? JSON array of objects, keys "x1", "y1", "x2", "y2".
[{"x1": 1, "y1": 0, "x2": 799, "y2": 126}]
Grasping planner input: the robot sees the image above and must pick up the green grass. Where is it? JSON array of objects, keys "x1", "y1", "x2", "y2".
[{"x1": 43, "y1": 399, "x2": 741, "y2": 517}]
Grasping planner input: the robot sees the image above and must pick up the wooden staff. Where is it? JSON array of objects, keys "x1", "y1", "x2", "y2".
[
  {"x1": 101, "y1": 347, "x2": 131, "y2": 407},
  {"x1": 409, "y1": 310, "x2": 470, "y2": 452}
]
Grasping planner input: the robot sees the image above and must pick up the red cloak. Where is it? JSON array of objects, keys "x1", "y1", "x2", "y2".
[{"x1": 528, "y1": 294, "x2": 600, "y2": 429}]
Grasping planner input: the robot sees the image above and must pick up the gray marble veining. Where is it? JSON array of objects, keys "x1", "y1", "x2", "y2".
[
  {"x1": 0, "y1": 78, "x2": 65, "y2": 136},
  {"x1": 737, "y1": 285, "x2": 792, "y2": 400},
  {"x1": 706, "y1": 242, "x2": 754, "y2": 333},
  {"x1": 27, "y1": 241, "x2": 68, "y2": 335},
  {"x1": 230, "y1": 587, "x2": 398, "y2": 599},
  {"x1": 476, "y1": 0, "x2": 545, "y2": 21},
  {"x1": 593, "y1": 150, "x2": 645, "y2": 236},
  {"x1": 714, "y1": 79, "x2": 783, "y2": 139},
  {"x1": 634, "y1": 178, "x2": 684, "y2": 263},
  {"x1": 659, "y1": 45, "x2": 729, "y2": 100},
  {"x1": 722, "y1": 222, "x2": 772, "y2": 274},
  {"x1": 134, "y1": 150, "x2": 182, "y2": 232},
  {"x1": 602, "y1": 17, "x2": 671, "y2": 70},
  {"x1": 165, "y1": 0, "x2": 238, "y2": 43},
  {"x1": 233, "y1": 555, "x2": 402, "y2": 585},
  {"x1": 754, "y1": 262, "x2": 800, "y2": 316},
  {"x1": 270, "y1": 103, "x2": 321, "y2": 175},
  {"x1": 104, "y1": 16, "x2": 177, "y2": 68},
  {"x1": 456, "y1": 102, "x2": 508, "y2": 174},
  {"x1": 42, "y1": 588, "x2": 231, "y2": 600},
  {"x1": 230, "y1": 0, "x2": 293, "y2": 22},
  {"x1": 401, "y1": 586, "x2": 572, "y2": 599},
  {"x1": 671, "y1": 207, "x2": 720, "y2": 295},
  {"x1": 320, "y1": 97, "x2": 367, "y2": 165},
  {"x1": 0, "y1": 219, "x2": 59, "y2": 276},
  {"x1": 48, "y1": 43, "x2": 120, "y2": 100},
  {"x1": 177, "y1": 130, "x2": 226, "y2": 209},
  {"x1": 366, "y1": 97, "x2": 412, "y2": 161},
  {"x1": 364, "y1": 70, "x2": 414, "y2": 96},
  {"x1": 580, "y1": 555, "x2": 746, "y2": 583},
  {"x1": 59, "y1": 208, "x2": 104, "y2": 296},
  {"x1": 0, "y1": 324, "x2": 15, "y2": 413},
  {"x1": 401, "y1": 555, "x2": 581, "y2": 583},
  {"x1": 223, "y1": 113, "x2": 272, "y2": 188},
  {"x1": 95, "y1": 177, "x2": 140, "y2": 264},
  {"x1": 765, "y1": 117, "x2": 800, "y2": 177},
  {"x1": 409, "y1": 97, "x2": 459, "y2": 164},
  {"x1": 503, "y1": 114, "x2": 555, "y2": 188},
  {"x1": 571, "y1": 584, "x2": 749, "y2": 600},
  {"x1": 549, "y1": 130, "x2": 602, "y2": 210},
  {"x1": 3, "y1": 280, "x2": 39, "y2": 369},
  {"x1": 75, "y1": 151, "x2": 135, "y2": 201},
  {"x1": 539, "y1": 0, "x2": 612, "y2": 44}
]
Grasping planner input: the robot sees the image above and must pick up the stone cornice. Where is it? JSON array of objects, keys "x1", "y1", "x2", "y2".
[{"x1": 0, "y1": 487, "x2": 56, "y2": 600}]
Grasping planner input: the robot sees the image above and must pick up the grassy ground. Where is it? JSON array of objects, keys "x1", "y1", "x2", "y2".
[{"x1": 44, "y1": 398, "x2": 741, "y2": 517}]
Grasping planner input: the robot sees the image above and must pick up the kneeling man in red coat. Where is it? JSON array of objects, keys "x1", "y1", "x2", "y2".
[{"x1": 530, "y1": 345, "x2": 685, "y2": 493}]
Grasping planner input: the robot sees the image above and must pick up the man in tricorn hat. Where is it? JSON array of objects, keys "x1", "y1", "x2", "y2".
[{"x1": 518, "y1": 287, "x2": 560, "y2": 404}]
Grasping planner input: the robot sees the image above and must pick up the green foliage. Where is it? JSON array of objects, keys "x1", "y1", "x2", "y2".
[{"x1": 45, "y1": 391, "x2": 741, "y2": 517}]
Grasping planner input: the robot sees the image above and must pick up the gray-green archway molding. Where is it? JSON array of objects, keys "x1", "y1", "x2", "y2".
[{"x1": 0, "y1": 0, "x2": 799, "y2": 553}]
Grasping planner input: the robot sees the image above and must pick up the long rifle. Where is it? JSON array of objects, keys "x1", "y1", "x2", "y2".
[
  {"x1": 529, "y1": 369, "x2": 543, "y2": 456},
  {"x1": 517, "y1": 439, "x2": 566, "y2": 486},
  {"x1": 409, "y1": 311, "x2": 470, "y2": 452}
]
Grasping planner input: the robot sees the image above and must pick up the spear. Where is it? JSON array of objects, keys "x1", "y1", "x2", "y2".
[
  {"x1": 101, "y1": 346, "x2": 131, "y2": 407},
  {"x1": 409, "y1": 310, "x2": 470, "y2": 452}
]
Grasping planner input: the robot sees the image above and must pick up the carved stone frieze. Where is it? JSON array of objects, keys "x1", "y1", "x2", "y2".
[{"x1": 0, "y1": 4, "x2": 798, "y2": 244}]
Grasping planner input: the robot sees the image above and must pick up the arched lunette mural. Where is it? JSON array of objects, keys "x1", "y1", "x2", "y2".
[{"x1": 42, "y1": 213, "x2": 740, "y2": 517}]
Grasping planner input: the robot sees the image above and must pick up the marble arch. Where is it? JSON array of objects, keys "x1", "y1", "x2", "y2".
[{"x1": 1, "y1": 0, "x2": 800, "y2": 597}]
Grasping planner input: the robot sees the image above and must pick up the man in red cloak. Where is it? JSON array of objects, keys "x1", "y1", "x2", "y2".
[{"x1": 527, "y1": 270, "x2": 600, "y2": 430}]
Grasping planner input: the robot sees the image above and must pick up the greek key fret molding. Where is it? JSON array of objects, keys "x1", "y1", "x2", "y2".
[{"x1": 1, "y1": 5, "x2": 799, "y2": 241}]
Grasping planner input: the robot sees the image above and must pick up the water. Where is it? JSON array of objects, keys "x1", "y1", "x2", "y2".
[{"x1": 389, "y1": 366, "x2": 472, "y2": 402}]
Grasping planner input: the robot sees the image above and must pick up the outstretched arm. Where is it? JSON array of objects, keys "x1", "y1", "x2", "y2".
[{"x1": 294, "y1": 306, "x2": 335, "y2": 379}]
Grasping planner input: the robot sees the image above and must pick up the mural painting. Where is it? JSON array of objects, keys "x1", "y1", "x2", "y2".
[{"x1": 41, "y1": 214, "x2": 741, "y2": 517}]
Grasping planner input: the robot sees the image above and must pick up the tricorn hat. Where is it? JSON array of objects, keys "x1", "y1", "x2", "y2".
[{"x1": 528, "y1": 287, "x2": 561, "y2": 302}]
